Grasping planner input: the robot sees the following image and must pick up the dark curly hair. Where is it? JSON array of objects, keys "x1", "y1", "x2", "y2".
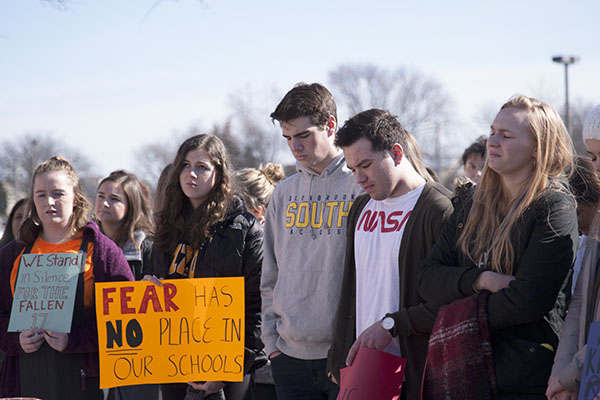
[
  {"x1": 461, "y1": 135, "x2": 487, "y2": 166},
  {"x1": 153, "y1": 134, "x2": 233, "y2": 253}
]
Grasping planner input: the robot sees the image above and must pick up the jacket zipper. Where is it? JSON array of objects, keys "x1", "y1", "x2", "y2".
[{"x1": 80, "y1": 369, "x2": 86, "y2": 391}]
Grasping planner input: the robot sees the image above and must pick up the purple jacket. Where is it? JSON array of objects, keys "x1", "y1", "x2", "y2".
[{"x1": 0, "y1": 221, "x2": 134, "y2": 396}]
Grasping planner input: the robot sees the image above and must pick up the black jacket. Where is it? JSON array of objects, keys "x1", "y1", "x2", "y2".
[
  {"x1": 121, "y1": 231, "x2": 153, "y2": 281},
  {"x1": 418, "y1": 186, "x2": 578, "y2": 395},
  {"x1": 152, "y1": 198, "x2": 264, "y2": 374}
]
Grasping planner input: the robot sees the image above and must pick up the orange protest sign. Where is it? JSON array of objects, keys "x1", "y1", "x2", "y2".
[{"x1": 95, "y1": 278, "x2": 245, "y2": 389}]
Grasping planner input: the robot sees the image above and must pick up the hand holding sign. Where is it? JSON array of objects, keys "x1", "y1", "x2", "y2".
[
  {"x1": 44, "y1": 329, "x2": 68, "y2": 352},
  {"x1": 19, "y1": 329, "x2": 44, "y2": 353},
  {"x1": 188, "y1": 380, "x2": 225, "y2": 395}
]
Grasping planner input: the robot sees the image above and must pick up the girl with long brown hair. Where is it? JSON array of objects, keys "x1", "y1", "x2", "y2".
[
  {"x1": 95, "y1": 170, "x2": 154, "y2": 281},
  {"x1": 94, "y1": 170, "x2": 158, "y2": 400},
  {"x1": 418, "y1": 96, "x2": 579, "y2": 399},
  {"x1": 150, "y1": 135, "x2": 264, "y2": 400}
]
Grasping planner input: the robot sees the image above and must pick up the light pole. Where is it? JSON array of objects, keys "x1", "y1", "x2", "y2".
[{"x1": 552, "y1": 55, "x2": 579, "y2": 134}]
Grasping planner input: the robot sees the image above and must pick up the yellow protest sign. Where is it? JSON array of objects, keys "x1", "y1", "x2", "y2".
[{"x1": 95, "y1": 278, "x2": 245, "y2": 389}]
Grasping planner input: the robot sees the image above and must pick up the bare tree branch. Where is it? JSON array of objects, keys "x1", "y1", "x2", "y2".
[
  {"x1": 329, "y1": 63, "x2": 452, "y2": 133},
  {"x1": 0, "y1": 133, "x2": 94, "y2": 199},
  {"x1": 40, "y1": 0, "x2": 71, "y2": 11},
  {"x1": 329, "y1": 63, "x2": 455, "y2": 176}
]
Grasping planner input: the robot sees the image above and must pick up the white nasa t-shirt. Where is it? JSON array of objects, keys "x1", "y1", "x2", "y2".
[{"x1": 354, "y1": 184, "x2": 425, "y2": 356}]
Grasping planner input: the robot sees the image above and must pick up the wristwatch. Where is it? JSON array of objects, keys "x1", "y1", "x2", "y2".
[{"x1": 381, "y1": 315, "x2": 395, "y2": 336}]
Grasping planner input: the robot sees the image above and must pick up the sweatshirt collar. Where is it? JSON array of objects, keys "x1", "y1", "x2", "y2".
[{"x1": 295, "y1": 153, "x2": 347, "y2": 177}]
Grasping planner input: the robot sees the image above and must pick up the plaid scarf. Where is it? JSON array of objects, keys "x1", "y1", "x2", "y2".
[{"x1": 421, "y1": 293, "x2": 497, "y2": 400}]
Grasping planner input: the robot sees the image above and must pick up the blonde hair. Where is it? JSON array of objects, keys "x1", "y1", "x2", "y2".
[
  {"x1": 236, "y1": 163, "x2": 285, "y2": 213},
  {"x1": 404, "y1": 131, "x2": 436, "y2": 182},
  {"x1": 19, "y1": 156, "x2": 91, "y2": 244},
  {"x1": 457, "y1": 95, "x2": 574, "y2": 274}
]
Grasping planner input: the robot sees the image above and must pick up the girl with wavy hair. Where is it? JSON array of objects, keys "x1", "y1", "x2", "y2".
[
  {"x1": 150, "y1": 134, "x2": 264, "y2": 400},
  {"x1": 95, "y1": 170, "x2": 154, "y2": 280},
  {"x1": 418, "y1": 95, "x2": 578, "y2": 399},
  {"x1": 0, "y1": 156, "x2": 133, "y2": 399}
]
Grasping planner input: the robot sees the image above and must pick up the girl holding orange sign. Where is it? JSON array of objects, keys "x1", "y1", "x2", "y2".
[{"x1": 150, "y1": 135, "x2": 264, "y2": 400}]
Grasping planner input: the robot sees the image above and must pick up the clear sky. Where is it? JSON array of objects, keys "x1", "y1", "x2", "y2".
[{"x1": 1, "y1": 0, "x2": 598, "y2": 179}]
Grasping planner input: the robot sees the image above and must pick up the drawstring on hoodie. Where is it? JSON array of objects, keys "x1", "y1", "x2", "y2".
[{"x1": 310, "y1": 174, "x2": 317, "y2": 239}]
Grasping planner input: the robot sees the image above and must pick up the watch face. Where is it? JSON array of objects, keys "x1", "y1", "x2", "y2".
[{"x1": 382, "y1": 317, "x2": 394, "y2": 330}]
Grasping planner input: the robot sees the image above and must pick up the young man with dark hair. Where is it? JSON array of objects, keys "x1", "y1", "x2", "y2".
[
  {"x1": 461, "y1": 135, "x2": 487, "y2": 183},
  {"x1": 261, "y1": 83, "x2": 362, "y2": 399},
  {"x1": 327, "y1": 109, "x2": 453, "y2": 399}
]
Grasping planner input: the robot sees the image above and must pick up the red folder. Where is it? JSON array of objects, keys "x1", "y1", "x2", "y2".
[{"x1": 337, "y1": 347, "x2": 407, "y2": 400}]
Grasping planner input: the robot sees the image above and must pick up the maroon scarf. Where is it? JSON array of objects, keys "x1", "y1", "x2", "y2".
[{"x1": 421, "y1": 293, "x2": 497, "y2": 400}]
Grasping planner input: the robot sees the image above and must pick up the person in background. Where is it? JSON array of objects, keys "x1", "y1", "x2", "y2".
[
  {"x1": 546, "y1": 156, "x2": 600, "y2": 400},
  {"x1": 95, "y1": 170, "x2": 154, "y2": 281},
  {"x1": 154, "y1": 163, "x2": 173, "y2": 214},
  {"x1": 0, "y1": 198, "x2": 27, "y2": 249},
  {"x1": 94, "y1": 170, "x2": 158, "y2": 400},
  {"x1": 583, "y1": 104, "x2": 600, "y2": 176},
  {"x1": 0, "y1": 156, "x2": 134, "y2": 399},
  {"x1": 327, "y1": 109, "x2": 453, "y2": 399},
  {"x1": 404, "y1": 131, "x2": 439, "y2": 182},
  {"x1": 461, "y1": 135, "x2": 487, "y2": 184},
  {"x1": 0, "y1": 199, "x2": 28, "y2": 368},
  {"x1": 235, "y1": 163, "x2": 285, "y2": 225},
  {"x1": 261, "y1": 82, "x2": 362, "y2": 400},
  {"x1": 418, "y1": 95, "x2": 578, "y2": 399},
  {"x1": 235, "y1": 163, "x2": 285, "y2": 400},
  {"x1": 566, "y1": 105, "x2": 600, "y2": 297},
  {"x1": 150, "y1": 134, "x2": 263, "y2": 400}
]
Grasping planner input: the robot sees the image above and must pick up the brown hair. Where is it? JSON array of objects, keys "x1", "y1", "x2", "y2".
[
  {"x1": 154, "y1": 163, "x2": 173, "y2": 214},
  {"x1": 568, "y1": 156, "x2": 600, "y2": 208},
  {"x1": 271, "y1": 83, "x2": 337, "y2": 127},
  {"x1": 19, "y1": 156, "x2": 91, "y2": 245},
  {"x1": 462, "y1": 136, "x2": 487, "y2": 166},
  {"x1": 0, "y1": 198, "x2": 28, "y2": 247},
  {"x1": 457, "y1": 95, "x2": 574, "y2": 274},
  {"x1": 96, "y1": 170, "x2": 155, "y2": 249},
  {"x1": 154, "y1": 135, "x2": 233, "y2": 253}
]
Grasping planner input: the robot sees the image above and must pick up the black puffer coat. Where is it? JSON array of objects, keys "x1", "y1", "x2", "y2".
[{"x1": 152, "y1": 197, "x2": 264, "y2": 374}]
